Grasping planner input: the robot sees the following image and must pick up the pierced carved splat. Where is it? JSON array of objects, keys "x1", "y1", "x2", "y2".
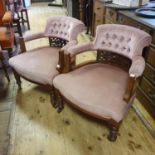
[
  {"x1": 49, "y1": 37, "x2": 68, "y2": 48},
  {"x1": 97, "y1": 50, "x2": 132, "y2": 71}
]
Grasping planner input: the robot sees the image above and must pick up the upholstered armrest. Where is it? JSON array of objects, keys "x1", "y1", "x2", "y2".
[
  {"x1": 61, "y1": 40, "x2": 77, "y2": 51},
  {"x1": 2, "y1": 11, "x2": 12, "y2": 25},
  {"x1": 129, "y1": 56, "x2": 145, "y2": 78},
  {"x1": 19, "y1": 32, "x2": 45, "y2": 53},
  {"x1": 24, "y1": 32, "x2": 45, "y2": 42},
  {"x1": 123, "y1": 74, "x2": 136, "y2": 102},
  {"x1": 65, "y1": 42, "x2": 95, "y2": 55},
  {"x1": 124, "y1": 56, "x2": 145, "y2": 102}
]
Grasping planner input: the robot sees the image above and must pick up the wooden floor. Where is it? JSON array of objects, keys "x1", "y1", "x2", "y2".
[
  {"x1": 0, "y1": 2, "x2": 155, "y2": 155},
  {"x1": 8, "y1": 80, "x2": 155, "y2": 155},
  {"x1": 0, "y1": 71, "x2": 16, "y2": 155}
]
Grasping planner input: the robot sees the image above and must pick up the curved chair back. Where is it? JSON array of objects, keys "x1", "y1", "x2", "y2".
[
  {"x1": 93, "y1": 24, "x2": 151, "y2": 59},
  {"x1": 44, "y1": 16, "x2": 85, "y2": 41}
]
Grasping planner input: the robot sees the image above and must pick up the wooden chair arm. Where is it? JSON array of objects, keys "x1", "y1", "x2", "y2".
[
  {"x1": 57, "y1": 48, "x2": 97, "y2": 73},
  {"x1": 19, "y1": 37, "x2": 26, "y2": 53},
  {"x1": 57, "y1": 50, "x2": 71, "y2": 73},
  {"x1": 123, "y1": 74, "x2": 136, "y2": 102}
]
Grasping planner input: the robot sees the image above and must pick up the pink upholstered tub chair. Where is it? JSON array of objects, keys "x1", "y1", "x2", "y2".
[
  {"x1": 9, "y1": 16, "x2": 85, "y2": 92},
  {"x1": 52, "y1": 24, "x2": 151, "y2": 141}
]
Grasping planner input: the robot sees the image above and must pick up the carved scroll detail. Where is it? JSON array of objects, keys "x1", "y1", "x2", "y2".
[{"x1": 49, "y1": 37, "x2": 68, "y2": 48}]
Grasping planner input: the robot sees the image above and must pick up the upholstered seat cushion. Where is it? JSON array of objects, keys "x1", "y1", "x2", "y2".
[
  {"x1": 53, "y1": 63, "x2": 131, "y2": 122},
  {"x1": 9, "y1": 46, "x2": 59, "y2": 85}
]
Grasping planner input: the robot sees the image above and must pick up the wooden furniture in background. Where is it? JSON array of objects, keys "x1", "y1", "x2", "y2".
[
  {"x1": 91, "y1": 0, "x2": 155, "y2": 118},
  {"x1": 65, "y1": 0, "x2": 87, "y2": 24},
  {"x1": 0, "y1": 0, "x2": 15, "y2": 57},
  {"x1": 118, "y1": 11, "x2": 155, "y2": 118},
  {"x1": 0, "y1": 0, "x2": 6, "y2": 25},
  {"x1": 92, "y1": 0, "x2": 105, "y2": 36},
  {"x1": 0, "y1": 48, "x2": 10, "y2": 82},
  {"x1": 6, "y1": 0, "x2": 30, "y2": 36}
]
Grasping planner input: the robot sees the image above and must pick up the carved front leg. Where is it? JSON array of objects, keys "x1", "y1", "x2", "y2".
[
  {"x1": 55, "y1": 89, "x2": 64, "y2": 113},
  {"x1": 107, "y1": 122, "x2": 120, "y2": 142},
  {"x1": 50, "y1": 87, "x2": 64, "y2": 113}
]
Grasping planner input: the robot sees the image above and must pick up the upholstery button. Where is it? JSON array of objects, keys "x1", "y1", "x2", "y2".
[
  {"x1": 108, "y1": 42, "x2": 112, "y2": 46},
  {"x1": 102, "y1": 41, "x2": 105, "y2": 44},
  {"x1": 105, "y1": 33, "x2": 109, "y2": 38},
  {"x1": 115, "y1": 44, "x2": 119, "y2": 48},
  {"x1": 120, "y1": 36, "x2": 124, "y2": 41},
  {"x1": 127, "y1": 38, "x2": 131, "y2": 42},
  {"x1": 113, "y1": 34, "x2": 117, "y2": 39}
]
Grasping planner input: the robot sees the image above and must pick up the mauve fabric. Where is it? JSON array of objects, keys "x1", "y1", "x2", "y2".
[
  {"x1": 23, "y1": 16, "x2": 85, "y2": 42},
  {"x1": 66, "y1": 24, "x2": 151, "y2": 77},
  {"x1": 129, "y1": 56, "x2": 145, "y2": 77},
  {"x1": 44, "y1": 16, "x2": 85, "y2": 41},
  {"x1": 61, "y1": 40, "x2": 77, "y2": 51},
  {"x1": 67, "y1": 24, "x2": 151, "y2": 59},
  {"x1": 9, "y1": 46, "x2": 59, "y2": 85},
  {"x1": 66, "y1": 42, "x2": 95, "y2": 55},
  {"x1": 53, "y1": 63, "x2": 131, "y2": 122},
  {"x1": 24, "y1": 32, "x2": 45, "y2": 42},
  {"x1": 94, "y1": 24, "x2": 151, "y2": 59}
]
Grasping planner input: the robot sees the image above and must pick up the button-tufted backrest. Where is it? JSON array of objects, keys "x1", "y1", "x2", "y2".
[
  {"x1": 44, "y1": 16, "x2": 85, "y2": 41},
  {"x1": 93, "y1": 24, "x2": 151, "y2": 59}
]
